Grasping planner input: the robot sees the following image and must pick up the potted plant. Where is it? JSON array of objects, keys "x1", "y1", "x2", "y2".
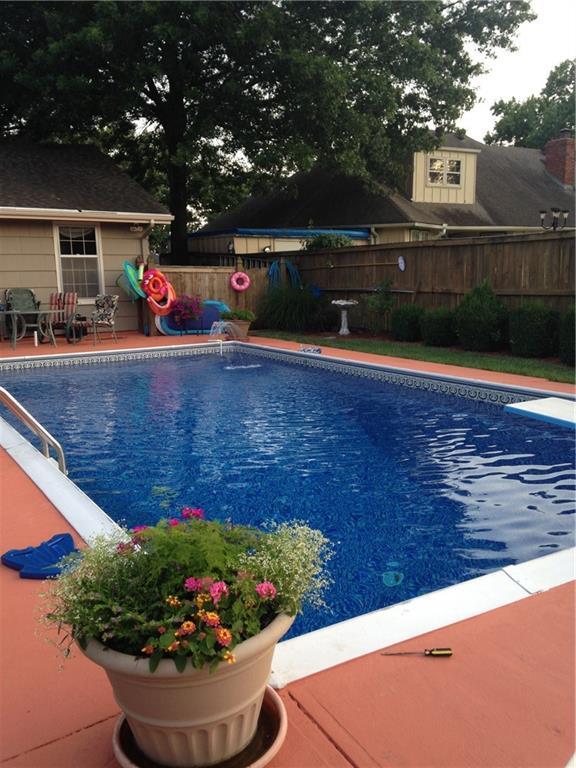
[
  {"x1": 170, "y1": 295, "x2": 203, "y2": 333},
  {"x1": 220, "y1": 309, "x2": 256, "y2": 340},
  {"x1": 44, "y1": 510, "x2": 332, "y2": 767}
]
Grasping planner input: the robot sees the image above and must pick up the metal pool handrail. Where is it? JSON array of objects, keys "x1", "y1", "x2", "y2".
[{"x1": 0, "y1": 386, "x2": 67, "y2": 474}]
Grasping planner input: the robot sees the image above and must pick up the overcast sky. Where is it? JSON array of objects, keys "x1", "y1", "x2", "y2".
[{"x1": 458, "y1": 0, "x2": 576, "y2": 141}]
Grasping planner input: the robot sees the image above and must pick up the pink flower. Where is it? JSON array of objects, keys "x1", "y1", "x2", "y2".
[
  {"x1": 131, "y1": 525, "x2": 148, "y2": 533},
  {"x1": 116, "y1": 541, "x2": 134, "y2": 554},
  {"x1": 209, "y1": 581, "x2": 229, "y2": 605},
  {"x1": 168, "y1": 518, "x2": 180, "y2": 527},
  {"x1": 184, "y1": 577, "x2": 203, "y2": 592},
  {"x1": 181, "y1": 507, "x2": 205, "y2": 520},
  {"x1": 255, "y1": 581, "x2": 277, "y2": 600}
]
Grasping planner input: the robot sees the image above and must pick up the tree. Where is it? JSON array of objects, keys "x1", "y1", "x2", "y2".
[
  {"x1": 484, "y1": 59, "x2": 575, "y2": 148},
  {"x1": 0, "y1": 1, "x2": 534, "y2": 262}
]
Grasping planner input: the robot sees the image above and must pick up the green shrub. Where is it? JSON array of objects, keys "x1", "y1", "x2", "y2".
[
  {"x1": 508, "y1": 302, "x2": 559, "y2": 358},
  {"x1": 420, "y1": 307, "x2": 457, "y2": 347},
  {"x1": 220, "y1": 309, "x2": 256, "y2": 322},
  {"x1": 255, "y1": 286, "x2": 338, "y2": 332},
  {"x1": 455, "y1": 282, "x2": 507, "y2": 351},
  {"x1": 559, "y1": 306, "x2": 575, "y2": 366},
  {"x1": 390, "y1": 304, "x2": 425, "y2": 342},
  {"x1": 361, "y1": 280, "x2": 394, "y2": 335},
  {"x1": 301, "y1": 234, "x2": 353, "y2": 250}
]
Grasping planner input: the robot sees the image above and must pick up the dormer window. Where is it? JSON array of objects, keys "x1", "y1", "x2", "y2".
[{"x1": 427, "y1": 157, "x2": 461, "y2": 187}]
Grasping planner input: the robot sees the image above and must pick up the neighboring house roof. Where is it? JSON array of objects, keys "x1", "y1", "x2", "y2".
[
  {"x1": 200, "y1": 134, "x2": 574, "y2": 232},
  {"x1": 0, "y1": 141, "x2": 172, "y2": 222}
]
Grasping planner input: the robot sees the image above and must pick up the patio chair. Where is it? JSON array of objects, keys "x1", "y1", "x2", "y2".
[
  {"x1": 4, "y1": 288, "x2": 41, "y2": 341},
  {"x1": 48, "y1": 292, "x2": 78, "y2": 336},
  {"x1": 88, "y1": 294, "x2": 120, "y2": 344}
]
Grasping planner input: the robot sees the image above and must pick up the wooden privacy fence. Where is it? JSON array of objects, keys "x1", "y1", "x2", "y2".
[
  {"x1": 141, "y1": 263, "x2": 269, "y2": 335},
  {"x1": 291, "y1": 231, "x2": 575, "y2": 314},
  {"x1": 161, "y1": 263, "x2": 269, "y2": 314}
]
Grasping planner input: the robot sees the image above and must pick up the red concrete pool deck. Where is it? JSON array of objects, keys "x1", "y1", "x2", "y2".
[{"x1": 1, "y1": 332, "x2": 575, "y2": 767}]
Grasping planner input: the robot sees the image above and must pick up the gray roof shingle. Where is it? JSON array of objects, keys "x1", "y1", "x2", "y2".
[
  {"x1": 202, "y1": 134, "x2": 574, "y2": 231},
  {"x1": 0, "y1": 142, "x2": 169, "y2": 215}
]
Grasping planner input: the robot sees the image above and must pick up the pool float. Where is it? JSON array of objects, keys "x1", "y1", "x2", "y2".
[
  {"x1": 147, "y1": 281, "x2": 176, "y2": 315},
  {"x1": 142, "y1": 269, "x2": 169, "y2": 301},
  {"x1": 155, "y1": 300, "x2": 231, "y2": 335},
  {"x1": 230, "y1": 272, "x2": 251, "y2": 292},
  {"x1": 118, "y1": 261, "x2": 147, "y2": 300},
  {"x1": 141, "y1": 268, "x2": 177, "y2": 315}
]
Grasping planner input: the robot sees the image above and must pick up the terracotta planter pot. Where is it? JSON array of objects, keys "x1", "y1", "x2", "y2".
[
  {"x1": 226, "y1": 320, "x2": 251, "y2": 340},
  {"x1": 81, "y1": 613, "x2": 294, "y2": 768}
]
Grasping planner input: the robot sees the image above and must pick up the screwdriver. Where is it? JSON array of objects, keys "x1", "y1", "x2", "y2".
[{"x1": 381, "y1": 647, "x2": 453, "y2": 657}]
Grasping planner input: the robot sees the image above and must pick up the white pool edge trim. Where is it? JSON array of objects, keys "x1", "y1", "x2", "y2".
[
  {"x1": 2, "y1": 413, "x2": 573, "y2": 689},
  {"x1": 0, "y1": 417, "x2": 120, "y2": 542},
  {"x1": 270, "y1": 548, "x2": 575, "y2": 687}
]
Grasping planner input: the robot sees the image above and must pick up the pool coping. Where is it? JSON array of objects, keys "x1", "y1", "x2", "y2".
[{"x1": 1, "y1": 339, "x2": 574, "y2": 687}]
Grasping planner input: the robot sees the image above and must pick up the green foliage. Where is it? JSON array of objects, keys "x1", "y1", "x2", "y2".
[
  {"x1": 559, "y1": 306, "x2": 575, "y2": 366},
  {"x1": 485, "y1": 60, "x2": 575, "y2": 147},
  {"x1": 455, "y1": 282, "x2": 508, "y2": 352},
  {"x1": 44, "y1": 512, "x2": 332, "y2": 672},
  {"x1": 0, "y1": 1, "x2": 534, "y2": 259},
  {"x1": 508, "y1": 302, "x2": 559, "y2": 358},
  {"x1": 390, "y1": 304, "x2": 425, "y2": 342},
  {"x1": 420, "y1": 308, "x2": 457, "y2": 347},
  {"x1": 220, "y1": 309, "x2": 256, "y2": 322},
  {"x1": 362, "y1": 281, "x2": 393, "y2": 335},
  {"x1": 302, "y1": 234, "x2": 354, "y2": 251},
  {"x1": 255, "y1": 286, "x2": 337, "y2": 332}
]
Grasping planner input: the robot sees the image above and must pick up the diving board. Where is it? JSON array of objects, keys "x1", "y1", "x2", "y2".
[{"x1": 504, "y1": 397, "x2": 576, "y2": 429}]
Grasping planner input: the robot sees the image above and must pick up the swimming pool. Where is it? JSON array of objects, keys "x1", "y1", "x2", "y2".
[{"x1": 1, "y1": 345, "x2": 574, "y2": 639}]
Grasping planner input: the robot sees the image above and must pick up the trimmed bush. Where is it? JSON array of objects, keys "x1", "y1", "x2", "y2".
[
  {"x1": 508, "y1": 302, "x2": 559, "y2": 358},
  {"x1": 455, "y1": 282, "x2": 507, "y2": 351},
  {"x1": 361, "y1": 280, "x2": 394, "y2": 335},
  {"x1": 559, "y1": 306, "x2": 575, "y2": 366},
  {"x1": 420, "y1": 307, "x2": 457, "y2": 347},
  {"x1": 390, "y1": 304, "x2": 425, "y2": 342},
  {"x1": 255, "y1": 286, "x2": 338, "y2": 332}
]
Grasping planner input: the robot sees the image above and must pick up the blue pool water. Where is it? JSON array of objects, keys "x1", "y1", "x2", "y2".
[{"x1": 2, "y1": 351, "x2": 574, "y2": 638}]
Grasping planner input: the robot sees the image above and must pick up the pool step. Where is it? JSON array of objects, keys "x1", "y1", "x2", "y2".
[{"x1": 504, "y1": 396, "x2": 576, "y2": 429}]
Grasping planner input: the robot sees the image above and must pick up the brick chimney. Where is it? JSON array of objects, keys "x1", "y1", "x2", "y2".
[{"x1": 543, "y1": 128, "x2": 575, "y2": 187}]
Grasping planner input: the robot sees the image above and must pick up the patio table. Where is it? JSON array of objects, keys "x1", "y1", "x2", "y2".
[{"x1": 0, "y1": 309, "x2": 61, "y2": 349}]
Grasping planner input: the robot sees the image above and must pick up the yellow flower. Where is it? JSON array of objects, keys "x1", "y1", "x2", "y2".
[
  {"x1": 195, "y1": 593, "x2": 210, "y2": 608},
  {"x1": 223, "y1": 651, "x2": 236, "y2": 665},
  {"x1": 165, "y1": 595, "x2": 181, "y2": 608},
  {"x1": 141, "y1": 644, "x2": 154, "y2": 655},
  {"x1": 167, "y1": 640, "x2": 180, "y2": 652},
  {"x1": 180, "y1": 621, "x2": 196, "y2": 635}
]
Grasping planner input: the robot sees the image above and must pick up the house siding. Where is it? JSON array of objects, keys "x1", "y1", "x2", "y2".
[
  {"x1": 0, "y1": 220, "x2": 144, "y2": 330},
  {"x1": 412, "y1": 149, "x2": 478, "y2": 204}
]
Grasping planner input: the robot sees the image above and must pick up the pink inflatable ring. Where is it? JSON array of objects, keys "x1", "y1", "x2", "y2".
[{"x1": 230, "y1": 271, "x2": 251, "y2": 292}]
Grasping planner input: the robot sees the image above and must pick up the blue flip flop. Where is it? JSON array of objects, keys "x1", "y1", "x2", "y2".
[{"x1": 1, "y1": 533, "x2": 78, "y2": 579}]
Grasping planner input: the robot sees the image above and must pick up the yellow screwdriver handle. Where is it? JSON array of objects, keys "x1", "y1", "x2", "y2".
[{"x1": 424, "y1": 648, "x2": 452, "y2": 656}]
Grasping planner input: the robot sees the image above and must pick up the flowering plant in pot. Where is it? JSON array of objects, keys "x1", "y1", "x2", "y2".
[
  {"x1": 170, "y1": 295, "x2": 203, "y2": 330},
  {"x1": 45, "y1": 509, "x2": 332, "y2": 767}
]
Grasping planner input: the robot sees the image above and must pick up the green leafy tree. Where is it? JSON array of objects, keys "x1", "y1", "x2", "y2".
[
  {"x1": 484, "y1": 59, "x2": 575, "y2": 148},
  {"x1": 302, "y1": 234, "x2": 354, "y2": 251},
  {"x1": 0, "y1": 1, "x2": 533, "y2": 261}
]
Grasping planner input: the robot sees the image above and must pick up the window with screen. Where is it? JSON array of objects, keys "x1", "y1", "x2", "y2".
[{"x1": 58, "y1": 227, "x2": 101, "y2": 298}]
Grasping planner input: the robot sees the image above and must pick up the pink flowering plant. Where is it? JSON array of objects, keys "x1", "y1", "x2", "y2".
[
  {"x1": 170, "y1": 295, "x2": 203, "y2": 327},
  {"x1": 45, "y1": 509, "x2": 332, "y2": 673}
]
